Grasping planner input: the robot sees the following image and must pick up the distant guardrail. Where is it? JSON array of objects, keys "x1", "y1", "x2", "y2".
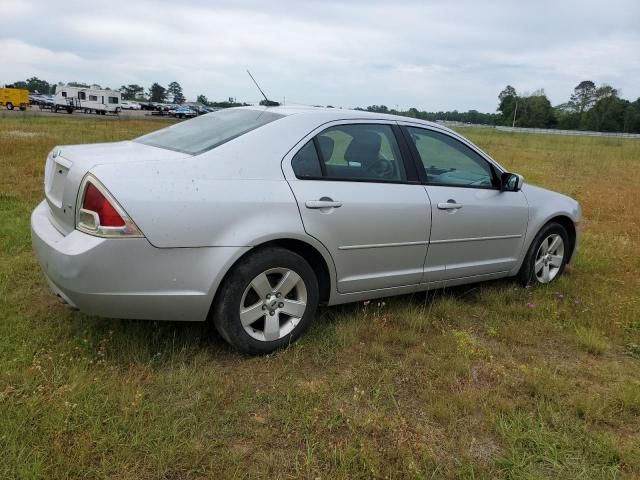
[
  {"x1": 436, "y1": 120, "x2": 640, "y2": 139},
  {"x1": 495, "y1": 126, "x2": 640, "y2": 139},
  {"x1": 437, "y1": 121, "x2": 495, "y2": 129}
]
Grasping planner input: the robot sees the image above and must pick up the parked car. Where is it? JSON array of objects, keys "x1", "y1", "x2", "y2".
[
  {"x1": 184, "y1": 104, "x2": 217, "y2": 115},
  {"x1": 120, "y1": 101, "x2": 141, "y2": 110},
  {"x1": 170, "y1": 106, "x2": 197, "y2": 119},
  {"x1": 29, "y1": 94, "x2": 49, "y2": 106},
  {"x1": 31, "y1": 107, "x2": 581, "y2": 354}
]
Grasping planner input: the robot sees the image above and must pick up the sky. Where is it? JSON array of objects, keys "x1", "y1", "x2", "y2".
[{"x1": 1, "y1": 0, "x2": 639, "y2": 112}]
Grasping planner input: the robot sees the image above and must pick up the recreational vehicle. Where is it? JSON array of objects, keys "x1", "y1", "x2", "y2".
[{"x1": 53, "y1": 85, "x2": 121, "y2": 114}]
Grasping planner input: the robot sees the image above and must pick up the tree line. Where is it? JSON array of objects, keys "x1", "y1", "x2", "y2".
[
  {"x1": 497, "y1": 81, "x2": 640, "y2": 132},
  {"x1": 5, "y1": 76, "x2": 639, "y2": 133},
  {"x1": 361, "y1": 81, "x2": 640, "y2": 133},
  {"x1": 354, "y1": 105, "x2": 500, "y2": 125}
]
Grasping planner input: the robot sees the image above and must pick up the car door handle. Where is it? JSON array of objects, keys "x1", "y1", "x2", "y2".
[
  {"x1": 305, "y1": 200, "x2": 342, "y2": 209},
  {"x1": 437, "y1": 201, "x2": 463, "y2": 210}
]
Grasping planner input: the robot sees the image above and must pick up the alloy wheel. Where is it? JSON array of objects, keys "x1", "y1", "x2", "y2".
[
  {"x1": 239, "y1": 267, "x2": 308, "y2": 342},
  {"x1": 534, "y1": 233, "x2": 565, "y2": 283}
]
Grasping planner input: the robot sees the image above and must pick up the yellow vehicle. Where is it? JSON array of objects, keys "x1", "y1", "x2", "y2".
[{"x1": 0, "y1": 88, "x2": 29, "y2": 111}]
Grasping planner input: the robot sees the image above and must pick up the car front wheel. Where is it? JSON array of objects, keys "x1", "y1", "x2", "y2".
[
  {"x1": 518, "y1": 222, "x2": 569, "y2": 286},
  {"x1": 213, "y1": 247, "x2": 319, "y2": 354}
]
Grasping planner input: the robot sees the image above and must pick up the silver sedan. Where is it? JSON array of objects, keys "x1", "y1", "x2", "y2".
[{"x1": 31, "y1": 107, "x2": 581, "y2": 354}]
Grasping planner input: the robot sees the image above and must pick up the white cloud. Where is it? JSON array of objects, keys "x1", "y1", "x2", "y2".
[{"x1": 1, "y1": 0, "x2": 639, "y2": 110}]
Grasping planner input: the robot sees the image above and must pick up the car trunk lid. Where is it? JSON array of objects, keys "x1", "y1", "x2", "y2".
[{"x1": 44, "y1": 141, "x2": 190, "y2": 235}]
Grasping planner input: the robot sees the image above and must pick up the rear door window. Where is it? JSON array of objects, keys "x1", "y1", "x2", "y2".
[
  {"x1": 292, "y1": 140, "x2": 322, "y2": 178},
  {"x1": 291, "y1": 124, "x2": 406, "y2": 182}
]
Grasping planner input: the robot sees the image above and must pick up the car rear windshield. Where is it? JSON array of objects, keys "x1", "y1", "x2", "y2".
[{"x1": 134, "y1": 109, "x2": 284, "y2": 155}]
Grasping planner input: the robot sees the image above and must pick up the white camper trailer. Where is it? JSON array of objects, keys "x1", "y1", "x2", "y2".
[{"x1": 53, "y1": 85, "x2": 121, "y2": 115}]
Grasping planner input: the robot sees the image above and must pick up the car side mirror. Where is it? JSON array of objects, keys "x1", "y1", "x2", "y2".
[{"x1": 501, "y1": 172, "x2": 524, "y2": 192}]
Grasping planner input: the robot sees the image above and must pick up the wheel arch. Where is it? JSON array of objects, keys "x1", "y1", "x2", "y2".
[
  {"x1": 264, "y1": 238, "x2": 333, "y2": 304},
  {"x1": 513, "y1": 213, "x2": 579, "y2": 278},
  {"x1": 208, "y1": 237, "x2": 335, "y2": 323},
  {"x1": 548, "y1": 215, "x2": 577, "y2": 263}
]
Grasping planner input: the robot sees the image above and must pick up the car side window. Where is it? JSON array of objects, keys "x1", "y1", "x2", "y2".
[
  {"x1": 406, "y1": 127, "x2": 497, "y2": 188},
  {"x1": 317, "y1": 124, "x2": 406, "y2": 182},
  {"x1": 292, "y1": 140, "x2": 322, "y2": 178}
]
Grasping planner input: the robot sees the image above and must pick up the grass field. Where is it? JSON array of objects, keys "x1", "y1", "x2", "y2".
[{"x1": 1, "y1": 114, "x2": 639, "y2": 479}]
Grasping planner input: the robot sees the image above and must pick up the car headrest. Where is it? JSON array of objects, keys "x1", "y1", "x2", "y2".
[
  {"x1": 317, "y1": 135, "x2": 335, "y2": 162},
  {"x1": 344, "y1": 131, "x2": 381, "y2": 165}
]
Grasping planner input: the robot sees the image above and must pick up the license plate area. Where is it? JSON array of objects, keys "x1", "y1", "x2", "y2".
[{"x1": 44, "y1": 156, "x2": 72, "y2": 208}]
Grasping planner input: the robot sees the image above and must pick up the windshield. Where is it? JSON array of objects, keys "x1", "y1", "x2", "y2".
[{"x1": 134, "y1": 109, "x2": 284, "y2": 155}]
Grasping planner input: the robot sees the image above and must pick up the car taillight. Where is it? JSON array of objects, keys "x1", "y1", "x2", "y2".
[
  {"x1": 82, "y1": 183, "x2": 125, "y2": 227},
  {"x1": 76, "y1": 174, "x2": 143, "y2": 238}
]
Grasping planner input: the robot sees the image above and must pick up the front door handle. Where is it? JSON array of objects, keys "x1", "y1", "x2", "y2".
[
  {"x1": 306, "y1": 199, "x2": 342, "y2": 209},
  {"x1": 437, "y1": 200, "x2": 463, "y2": 210}
]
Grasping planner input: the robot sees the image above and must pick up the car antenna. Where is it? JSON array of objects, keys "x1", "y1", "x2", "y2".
[{"x1": 247, "y1": 70, "x2": 279, "y2": 106}]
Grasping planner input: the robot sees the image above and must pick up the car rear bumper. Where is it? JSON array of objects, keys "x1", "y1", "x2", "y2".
[{"x1": 31, "y1": 200, "x2": 248, "y2": 321}]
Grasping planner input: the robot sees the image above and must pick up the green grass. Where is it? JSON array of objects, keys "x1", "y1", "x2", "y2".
[{"x1": 1, "y1": 114, "x2": 640, "y2": 479}]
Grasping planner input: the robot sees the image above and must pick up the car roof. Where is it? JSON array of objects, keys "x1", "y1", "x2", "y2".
[{"x1": 236, "y1": 105, "x2": 451, "y2": 132}]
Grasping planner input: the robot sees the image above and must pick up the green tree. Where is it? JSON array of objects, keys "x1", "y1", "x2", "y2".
[
  {"x1": 167, "y1": 81, "x2": 185, "y2": 104},
  {"x1": 624, "y1": 98, "x2": 640, "y2": 133},
  {"x1": 568, "y1": 80, "x2": 596, "y2": 113},
  {"x1": 366, "y1": 105, "x2": 389, "y2": 113},
  {"x1": 585, "y1": 95, "x2": 628, "y2": 132},
  {"x1": 149, "y1": 83, "x2": 166, "y2": 102},
  {"x1": 595, "y1": 84, "x2": 618, "y2": 100},
  {"x1": 196, "y1": 94, "x2": 209, "y2": 106},
  {"x1": 6, "y1": 81, "x2": 27, "y2": 89},
  {"x1": 25, "y1": 77, "x2": 53, "y2": 94},
  {"x1": 119, "y1": 84, "x2": 144, "y2": 100},
  {"x1": 554, "y1": 103, "x2": 581, "y2": 130},
  {"x1": 209, "y1": 99, "x2": 249, "y2": 108},
  {"x1": 259, "y1": 99, "x2": 280, "y2": 106},
  {"x1": 518, "y1": 93, "x2": 556, "y2": 128},
  {"x1": 405, "y1": 107, "x2": 419, "y2": 118},
  {"x1": 499, "y1": 85, "x2": 516, "y2": 101},
  {"x1": 497, "y1": 85, "x2": 518, "y2": 125}
]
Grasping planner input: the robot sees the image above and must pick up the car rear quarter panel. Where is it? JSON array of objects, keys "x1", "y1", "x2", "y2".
[{"x1": 90, "y1": 114, "x2": 333, "y2": 249}]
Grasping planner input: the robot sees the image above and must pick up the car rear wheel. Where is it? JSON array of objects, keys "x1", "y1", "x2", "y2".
[
  {"x1": 213, "y1": 247, "x2": 319, "y2": 355},
  {"x1": 518, "y1": 222, "x2": 569, "y2": 286},
  {"x1": 6, "y1": 102, "x2": 13, "y2": 110}
]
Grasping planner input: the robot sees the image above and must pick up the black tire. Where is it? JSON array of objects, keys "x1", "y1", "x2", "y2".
[
  {"x1": 212, "y1": 247, "x2": 319, "y2": 355},
  {"x1": 6, "y1": 102, "x2": 14, "y2": 110},
  {"x1": 19, "y1": 106, "x2": 26, "y2": 111},
  {"x1": 517, "y1": 222, "x2": 569, "y2": 286}
]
